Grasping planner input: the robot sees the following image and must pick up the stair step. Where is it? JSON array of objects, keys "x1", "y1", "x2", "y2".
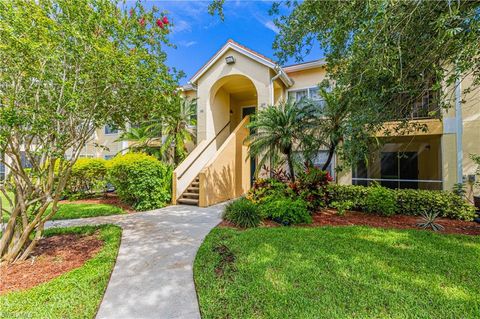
[
  {"x1": 191, "y1": 181, "x2": 199, "y2": 187},
  {"x1": 177, "y1": 198, "x2": 199, "y2": 205},
  {"x1": 182, "y1": 192, "x2": 199, "y2": 199},
  {"x1": 187, "y1": 187, "x2": 199, "y2": 193}
]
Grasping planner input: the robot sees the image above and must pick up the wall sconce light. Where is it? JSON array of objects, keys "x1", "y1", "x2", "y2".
[
  {"x1": 225, "y1": 56, "x2": 236, "y2": 64},
  {"x1": 230, "y1": 109, "x2": 233, "y2": 114}
]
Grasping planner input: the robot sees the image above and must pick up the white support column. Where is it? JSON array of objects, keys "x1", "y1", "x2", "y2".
[{"x1": 455, "y1": 78, "x2": 463, "y2": 184}]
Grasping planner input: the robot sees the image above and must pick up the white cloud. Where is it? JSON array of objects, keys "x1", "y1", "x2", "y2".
[
  {"x1": 172, "y1": 20, "x2": 191, "y2": 33},
  {"x1": 264, "y1": 20, "x2": 279, "y2": 34},
  {"x1": 178, "y1": 40, "x2": 198, "y2": 48}
]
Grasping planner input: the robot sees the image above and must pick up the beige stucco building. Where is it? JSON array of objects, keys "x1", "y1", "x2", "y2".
[{"x1": 172, "y1": 39, "x2": 480, "y2": 206}]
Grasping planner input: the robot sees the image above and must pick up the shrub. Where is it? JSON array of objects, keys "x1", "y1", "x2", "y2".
[
  {"x1": 364, "y1": 185, "x2": 397, "y2": 216},
  {"x1": 330, "y1": 200, "x2": 353, "y2": 216},
  {"x1": 396, "y1": 189, "x2": 476, "y2": 220},
  {"x1": 63, "y1": 158, "x2": 107, "y2": 199},
  {"x1": 294, "y1": 166, "x2": 332, "y2": 211},
  {"x1": 107, "y1": 153, "x2": 172, "y2": 210},
  {"x1": 223, "y1": 197, "x2": 261, "y2": 228},
  {"x1": 259, "y1": 196, "x2": 312, "y2": 225},
  {"x1": 246, "y1": 178, "x2": 290, "y2": 204},
  {"x1": 328, "y1": 184, "x2": 476, "y2": 221}
]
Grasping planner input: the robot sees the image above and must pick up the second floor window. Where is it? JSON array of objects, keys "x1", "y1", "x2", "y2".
[
  {"x1": 288, "y1": 87, "x2": 325, "y2": 108},
  {"x1": 105, "y1": 125, "x2": 119, "y2": 135}
]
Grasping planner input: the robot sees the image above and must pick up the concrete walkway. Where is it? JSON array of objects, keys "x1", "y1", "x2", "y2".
[{"x1": 48, "y1": 204, "x2": 224, "y2": 319}]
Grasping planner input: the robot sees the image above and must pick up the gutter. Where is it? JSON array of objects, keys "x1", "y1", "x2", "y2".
[{"x1": 270, "y1": 65, "x2": 294, "y2": 105}]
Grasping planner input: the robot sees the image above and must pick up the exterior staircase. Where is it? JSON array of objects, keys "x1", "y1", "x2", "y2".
[{"x1": 177, "y1": 177, "x2": 200, "y2": 206}]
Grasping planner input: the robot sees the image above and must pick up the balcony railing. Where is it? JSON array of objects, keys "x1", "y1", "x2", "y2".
[{"x1": 389, "y1": 90, "x2": 440, "y2": 121}]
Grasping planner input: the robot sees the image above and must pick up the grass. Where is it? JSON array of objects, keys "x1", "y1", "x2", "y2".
[
  {"x1": 50, "y1": 203, "x2": 125, "y2": 220},
  {"x1": 0, "y1": 224, "x2": 122, "y2": 319},
  {"x1": 194, "y1": 226, "x2": 480, "y2": 319}
]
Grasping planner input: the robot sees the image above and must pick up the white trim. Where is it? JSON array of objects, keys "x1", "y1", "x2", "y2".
[
  {"x1": 240, "y1": 105, "x2": 256, "y2": 118},
  {"x1": 352, "y1": 177, "x2": 443, "y2": 183},
  {"x1": 455, "y1": 78, "x2": 463, "y2": 183},
  {"x1": 283, "y1": 59, "x2": 327, "y2": 73},
  {"x1": 190, "y1": 41, "x2": 276, "y2": 84}
]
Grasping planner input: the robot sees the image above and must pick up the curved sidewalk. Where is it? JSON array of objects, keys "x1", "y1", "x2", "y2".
[{"x1": 48, "y1": 204, "x2": 224, "y2": 319}]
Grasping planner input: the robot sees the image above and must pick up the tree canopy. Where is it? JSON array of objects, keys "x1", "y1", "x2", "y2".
[{"x1": 0, "y1": 0, "x2": 179, "y2": 263}]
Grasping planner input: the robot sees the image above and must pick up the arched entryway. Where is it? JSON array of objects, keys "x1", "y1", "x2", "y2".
[{"x1": 208, "y1": 74, "x2": 258, "y2": 146}]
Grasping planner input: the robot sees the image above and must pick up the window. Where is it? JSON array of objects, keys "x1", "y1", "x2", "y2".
[
  {"x1": 20, "y1": 151, "x2": 32, "y2": 169},
  {"x1": 104, "y1": 125, "x2": 118, "y2": 135},
  {"x1": 288, "y1": 87, "x2": 325, "y2": 108},
  {"x1": 104, "y1": 155, "x2": 115, "y2": 160}
]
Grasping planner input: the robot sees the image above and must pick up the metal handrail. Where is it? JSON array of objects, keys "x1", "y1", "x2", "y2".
[{"x1": 177, "y1": 120, "x2": 231, "y2": 179}]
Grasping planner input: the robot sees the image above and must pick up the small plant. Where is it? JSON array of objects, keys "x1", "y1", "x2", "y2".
[
  {"x1": 330, "y1": 200, "x2": 353, "y2": 216},
  {"x1": 223, "y1": 198, "x2": 261, "y2": 228},
  {"x1": 259, "y1": 196, "x2": 312, "y2": 225},
  {"x1": 416, "y1": 211, "x2": 445, "y2": 232},
  {"x1": 452, "y1": 183, "x2": 466, "y2": 198}
]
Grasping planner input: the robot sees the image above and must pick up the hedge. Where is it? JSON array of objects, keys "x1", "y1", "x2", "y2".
[
  {"x1": 327, "y1": 184, "x2": 476, "y2": 221},
  {"x1": 63, "y1": 158, "x2": 107, "y2": 199},
  {"x1": 107, "y1": 153, "x2": 172, "y2": 211}
]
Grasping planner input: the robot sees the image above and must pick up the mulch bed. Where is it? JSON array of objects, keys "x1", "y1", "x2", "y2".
[
  {"x1": 0, "y1": 233, "x2": 103, "y2": 294},
  {"x1": 219, "y1": 209, "x2": 480, "y2": 236},
  {"x1": 60, "y1": 193, "x2": 135, "y2": 213}
]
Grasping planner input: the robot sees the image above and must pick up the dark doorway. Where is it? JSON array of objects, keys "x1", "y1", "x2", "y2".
[{"x1": 242, "y1": 107, "x2": 256, "y2": 186}]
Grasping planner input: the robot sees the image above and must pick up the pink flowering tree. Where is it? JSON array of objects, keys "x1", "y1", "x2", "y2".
[{"x1": 0, "y1": 0, "x2": 177, "y2": 264}]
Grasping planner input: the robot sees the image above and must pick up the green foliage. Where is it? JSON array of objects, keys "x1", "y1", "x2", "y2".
[
  {"x1": 63, "y1": 158, "x2": 108, "y2": 199},
  {"x1": 195, "y1": 227, "x2": 480, "y2": 319},
  {"x1": 328, "y1": 184, "x2": 476, "y2": 220},
  {"x1": 416, "y1": 211, "x2": 445, "y2": 232},
  {"x1": 364, "y1": 185, "x2": 397, "y2": 216},
  {"x1": 396, "y1": 188, "x2": 476, "y2": 221},
  {"x1": 49, "y1": 204, "x2": 124, "y2": 221},
  {"x1": 0, "y1": 225, "x2": 121, "y2": 318},
  {"x1": 246, "y1": 178, "x2": 290, "y2": 204},
  {"x1": 223, "y1": 198, "x2": 261, "y2": 228},
  {"x1": 294, "y1": 166, "x2": 332, "y2": 211},
  {"x1": 107, "y1": 153, "x2": 172, "y2": 211},
  {"x1": 246, "y1": 100, "x2": 318, "y2": 182},
  {"x1": 330, "y1": 200, "x2": 353, "y2": 216},
  {"x1": 259, "y1": 196, "x2": 312, "y2": 225}
]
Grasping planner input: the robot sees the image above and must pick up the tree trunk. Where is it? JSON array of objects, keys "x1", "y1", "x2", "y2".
[
  {"x1": 286, "y1": 151, "x2": 295, "y2": 183},
  {"x1": 322, "y1": 140, "x2": 338, "y2": 172}
]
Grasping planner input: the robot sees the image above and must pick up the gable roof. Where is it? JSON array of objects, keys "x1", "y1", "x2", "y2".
[{"x1": 189, "y1": 39, "x2": 293, "y2": 87}]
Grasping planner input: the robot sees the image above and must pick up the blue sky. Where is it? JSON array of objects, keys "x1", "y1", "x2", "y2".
[{"x1": 134, "y1": 1, "x2": 323, "y2": 84}]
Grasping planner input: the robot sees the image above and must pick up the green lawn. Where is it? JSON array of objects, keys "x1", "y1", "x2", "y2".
[
  {"x1": 195, "y1": 226, "x2": 480, "y2": 319},
  {"x1": 50, "y1": 203, "x2": 125, "y2": 220},
  {"x1": 0, "y1": 225, "x2": 121, "y2": 318}
]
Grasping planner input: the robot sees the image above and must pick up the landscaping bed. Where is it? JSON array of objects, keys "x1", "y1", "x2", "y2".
[
  {"x1": 0, "y1": 225, "x2": 121, "y2": 318},
  {"x1": 220, "y1": 208, "x2": 480, "y2": 236},
  {"x1": 62, "y1": 193, "x2": 135, "y2": 213},
  {"x1": 195, "y1": 226, "x2": 480, "y2": 319}
]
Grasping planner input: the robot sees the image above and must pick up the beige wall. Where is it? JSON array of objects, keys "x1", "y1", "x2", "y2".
[
  {"x1": 196, "y1": 48, "x2": 271, "y2": 143},
  {"x1": 286, "y1": 66, "x2": 328, "y2": 91}
]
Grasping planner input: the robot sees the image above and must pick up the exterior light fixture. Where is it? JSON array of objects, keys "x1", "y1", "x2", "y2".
[{"x1": 225, "y1": 56, "x2": 236, "y2": 64}]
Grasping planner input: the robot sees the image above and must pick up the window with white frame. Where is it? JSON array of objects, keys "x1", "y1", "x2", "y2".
[{"x1": 288, "y1": 87, "x2": 325, "y2": 108}]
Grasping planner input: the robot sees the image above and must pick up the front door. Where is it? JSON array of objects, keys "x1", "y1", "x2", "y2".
[{"x1": 242, "y1": 107, "x2": 256, "y2": 186}]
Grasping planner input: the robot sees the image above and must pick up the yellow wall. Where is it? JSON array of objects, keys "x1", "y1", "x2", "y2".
[{"x1": 286, "y1": 66, "x2": 328, "y2": 90}]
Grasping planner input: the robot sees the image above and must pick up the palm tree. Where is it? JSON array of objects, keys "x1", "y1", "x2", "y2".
[
  {"x1": 246, "y1": 100, "x2": 317, "y2": 182},
  {"x1": 161, "y1": 96, "x2": 197, "y2": 165},
  {"x1": 116, "y1": 123, "x2": 162, "y2": 156}
]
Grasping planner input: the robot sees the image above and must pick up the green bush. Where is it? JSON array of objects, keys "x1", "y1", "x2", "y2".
[
  {"x1": 330, "y1": 200, "x2": 353, "y2": 216},
  {"x1": 259, "y1": 196, "x2": 312, "y2": 225},
  {"x1": 61, "y1": 158, "x2": 107, "y2": 199},
  {"x1": 223, "y1": 197, "x2": 261, "y2": 228},
  {"x1": 246, "y1": 178, "x2": 289, "y2": 204},
  {"x1": 364, "y1": 185, "x2": 397, "y2": 216},
  {"x1": 396, "y1": 188, "x2": 476, "y2": 220},
  {"x1": 328, "y1": 184, "x2": 476, "y2": 221},
  {"x1": 107, "y1": 153, "x2": 172, "y2": 211}
]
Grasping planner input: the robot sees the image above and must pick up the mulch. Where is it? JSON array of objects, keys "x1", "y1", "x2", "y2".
[
  {"x1": 60, "y1": 193, "x2": 135, "y2": 213},
  {"x1": 219, "y1": 209, "x2": 480, "y2": 236},
  {"x1": 0, "y1": 233, "x2": 103, "y2": 295}
]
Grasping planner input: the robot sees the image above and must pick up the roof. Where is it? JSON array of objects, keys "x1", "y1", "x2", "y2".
[
  {"x1": 189, "y1": 39, "x2": 293, "y2": 87},
  {"x1": 283, "y1": 59, "x2": 327, "y2": 73}
]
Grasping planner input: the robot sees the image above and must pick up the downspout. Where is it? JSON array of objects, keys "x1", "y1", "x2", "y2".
[
  {"x1": 270, "y1": 72, "x2": 282, "y2": 106},
  {"x1": 455, "y1": 78, "x2": 463, "y2": 184}
]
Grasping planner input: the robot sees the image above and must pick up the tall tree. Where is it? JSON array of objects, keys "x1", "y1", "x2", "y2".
[
  {"x1": 246, "y1": 100, "x2": 317, "y2": 182},
  {"x1": 0, "y1": 0, "x2": 178, "y2": 264}
]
